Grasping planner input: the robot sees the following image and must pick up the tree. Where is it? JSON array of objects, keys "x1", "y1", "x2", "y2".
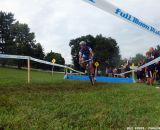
[
  {"x1": 156, "y1": 45, "x2": 160, "y2": 53},
  {"x1": 0, "y1": 11, "x2": 45, "y2": 59},
  {"x1": 11, "y1": 22, "x2": 36, "y2": 56},
  {"x1": 33, "y1": 43, "x2": 45, "y2": 59},
  {"x1": 44, "y1": 51, "x2": 65, "y2": 71},
  {"x1": 10, "y1": 22, "x2": 42, "y2": 68},
  {"x1": 0, "y1": 11, "x2": 15, "y2": 54},
  {"x1": 131, "y1": 54, "x2": 145, "y2": 65},
  {"x1": 0, "y1": 11, "x2": 45, "y2": 68},
  {"x1": 69, "y1": 34, "x2": 121, "y2": 72},
  {"x1": 94, "y1": 35, "x2": 121, "y2": 70}
]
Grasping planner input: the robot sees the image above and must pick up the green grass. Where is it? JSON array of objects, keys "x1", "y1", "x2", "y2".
[{"x1": 0, "y1": 67, "x2": 160, "y2": 130}]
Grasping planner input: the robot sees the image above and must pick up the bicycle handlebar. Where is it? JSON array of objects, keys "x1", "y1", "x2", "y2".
[{"x1": 80, "y1": 59, "x2": 93, "y2": 64}]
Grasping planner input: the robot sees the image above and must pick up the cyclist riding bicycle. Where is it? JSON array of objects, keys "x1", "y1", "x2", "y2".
[{"x1": 79, "y1": 41, "x2": 95, "y2": 76}]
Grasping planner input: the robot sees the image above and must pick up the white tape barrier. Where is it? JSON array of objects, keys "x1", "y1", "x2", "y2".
[
  {"x1": 138, "y1": 57, "x2": 160, "y2": 70},
  {"x1": 0, "y1": 54, "x2": 84, "y2": 75},
  {"x1": 82, "y1": 0, "x2": 160, "y2": 37},
  {"x1": 0, "y1": 54, "x2": 29, "y2": 60},
  {"x1": 115, "y1": 56, "x2": 160, "y2": 76},
  {"x1": 115, "y1": 70, "x2": 134, "y2": 76}
]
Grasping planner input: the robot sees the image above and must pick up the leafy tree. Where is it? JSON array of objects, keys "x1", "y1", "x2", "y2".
[
  {"x1": 0, "y1": 11, "x2": 15, "y2": 54},
  {"x1": 11, "y1": 22, "x2": 36, "y2": 56},
  {"x1": 69, "y1": 34, "x2": 121, "y2": 72},
  {"x1": 94, "y1": 35, "x2": 121, "y2": 70},
  {"x1": 33, "y1": 43, "x2": 45, "y2": 59},
  {"x1": 0, "y1": 11, "x2": 46, "y2": 68},
  {"x1": 44, "y1": 51, "x2": 65, "y2": 71},
  {"x1": 156, "y1": 45, "x2": 160, "y2": 53},
  {"x1": 0, "y1": 11, "x2": 45, "y2": 59},
  {"x1": 131, "y1": 54, "x2": 145, "y2": 65}
]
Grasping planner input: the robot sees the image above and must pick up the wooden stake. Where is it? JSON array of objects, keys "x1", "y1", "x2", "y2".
[
  {"x1": 95, "y1": 66, "x2": 98, "y2": 78},
  {"x1": 52, "y1": 66, "x2": 54, "y2": 76},
  {"x1": 132, "y1": 63, "x2": 135, "y2": 83},
  {"x1": 28, "y1": 57, "x2": 31, "y2": 83}
]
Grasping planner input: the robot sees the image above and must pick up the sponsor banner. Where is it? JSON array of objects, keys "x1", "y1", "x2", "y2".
[{"x1": 82, "y1": 0, "x2": 160, "y2": 37}]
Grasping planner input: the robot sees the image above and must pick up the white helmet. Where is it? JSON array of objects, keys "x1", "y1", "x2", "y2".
[{"x1": 79, "y1": 41, "x2": 86, "y2": 46}]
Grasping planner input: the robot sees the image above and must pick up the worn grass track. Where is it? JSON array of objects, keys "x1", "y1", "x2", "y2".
[{"x1": 0, "y1": 67, "x2": 160, "y2": 130}]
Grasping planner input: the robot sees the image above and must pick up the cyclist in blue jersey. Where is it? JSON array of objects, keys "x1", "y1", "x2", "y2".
[{"x1": 79, "y1": 41, "x2": 95, "y2": 75}]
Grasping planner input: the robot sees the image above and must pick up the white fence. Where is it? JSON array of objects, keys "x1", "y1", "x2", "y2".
[{"x1": 0, "y1": 54, "x2": 84, "y2": 83}]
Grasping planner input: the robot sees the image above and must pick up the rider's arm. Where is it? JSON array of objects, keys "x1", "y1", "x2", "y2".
[{"x1": 89, "y1": 48, "x2": 94, "y2": 59}]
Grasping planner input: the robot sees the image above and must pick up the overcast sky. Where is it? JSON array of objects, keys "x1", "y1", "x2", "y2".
[{"x1": 0, "y1": 0, "x2": 160, "y2": 64}]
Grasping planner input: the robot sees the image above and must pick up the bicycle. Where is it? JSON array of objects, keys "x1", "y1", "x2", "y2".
[{"x1": 80, "y1": 59, "x2": 95, "y2": 86}]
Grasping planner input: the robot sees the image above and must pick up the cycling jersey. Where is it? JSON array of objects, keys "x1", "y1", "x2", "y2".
[{"x1": 79, "y1": 47, "x2": 92, "y2": 60}]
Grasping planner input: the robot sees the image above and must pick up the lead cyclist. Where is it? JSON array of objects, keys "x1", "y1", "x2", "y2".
[{"x1": 79, "y1": 41, "x2": 95, "y2": 76}]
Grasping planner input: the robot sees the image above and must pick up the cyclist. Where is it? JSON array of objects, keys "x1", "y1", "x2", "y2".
[{"x1": 79, "y1": 41, "x2": 95, "y2": 75}]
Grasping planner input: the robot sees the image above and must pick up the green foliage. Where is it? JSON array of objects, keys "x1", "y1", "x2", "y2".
[
  {"x1": 34, "y1": 43, "x2": 45, "y2": 59},
  {"x1": 45, "y1": 51, "x2": 65, "y2": 65},
  {"x1": 0, "y1": 11, "x2": 65, "y2": 71},
  {"x1": 1, "y1": 67, "x2": 160, "y2": 129},
  {"x1": 44, "y1": 51, "x2": 65, "y2": 71},
  {"x1": 0, "y1": 11, "x2": 15, "y2": 54},
  {"x1": 0, "y1": 11, "x2": 46, "y2": 68},
  {"x1": 69, "y1": 34, "x2": 121, "y2": 71},
  {"x1": 156, "y1": 45, "x2": 160, "y2": 52},
  {"x1": 131, "y1": 53, "x2": 145, "y2": 65}
]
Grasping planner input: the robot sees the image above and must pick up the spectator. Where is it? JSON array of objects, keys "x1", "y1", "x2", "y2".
[
  {"x1": 145, "y1": 52, "x2": 154, "y2": 86},
  {"x1": 113, "y1": 68, "x2": 118, "y2": 77},
  {"x1": 108, "y1": 67, "x2": 113, "y2": 77},
  {"x1": 115, "y1": 47, "x2": 160, "y2": 85},
  {"x1": 137, "y1": 63, "x2": 142, "y2": 82},
  {"x1": 124, "y1": 64, "x2": 131, "y2": 78},
  {"x1": 105, "y1": 67, "x2": 109, "y2": 77},
  {"x1": 149, "y1": 47, "x2": 160, "y2": 82},
  {"x1": 155, "y1": 62, "x2": 160, "y2": 84},
  {"x1": 149, "y1": 47, "x2": 159, "y2": 59},
  {"x1": 140, "y1": 60, "x2": 146, "y2": 82}
]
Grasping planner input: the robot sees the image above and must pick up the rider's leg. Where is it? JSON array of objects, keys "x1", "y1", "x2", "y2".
[
  {"x1": 80, "y1": 59, "x2": 87, "y2": 73},
  {"x1": 80, "y1": 58, "x2": 85, "y2": 68},
  {"x1": 89, "y1": 63, "x2": 95, "y2": 75}
]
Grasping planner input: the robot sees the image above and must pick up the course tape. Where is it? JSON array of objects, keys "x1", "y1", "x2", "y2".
[
  {"x1": 0, "y1": 54, "x2": 84, "y2": 74},
  {"x1": 115, "y1": 56, "x2": 160, "y2": 76},
  {"x1": 0, "y1": 54, "x2": 29, "y2": 60},
  {"x1": 82, "y1": 0, "x2": 160, "y2": 37}
]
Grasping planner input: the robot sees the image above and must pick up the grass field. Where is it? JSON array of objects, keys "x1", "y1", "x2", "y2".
[{"x1": 0, "y1": 67, "x2": 160, "y2": 130}]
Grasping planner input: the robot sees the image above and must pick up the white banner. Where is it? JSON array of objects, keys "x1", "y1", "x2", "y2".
[
  {"x1": 82, "y1": 0, "x2": 160, "y2": 37},
  {"x1": 0, "y1": 54, "x2": 29, "y2": 60}
]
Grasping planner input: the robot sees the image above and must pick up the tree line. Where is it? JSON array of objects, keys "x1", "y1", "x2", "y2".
[
  {"x1": 0, "y1": 11, "x2": 65, "y2": 71},
  {"x1": 1, "y1": 11, "x2": 158, "y2": 73}
]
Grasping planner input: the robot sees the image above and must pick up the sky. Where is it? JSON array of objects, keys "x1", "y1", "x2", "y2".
[{"x1": 0, "y1": 0, "x2": 160, "y2": 64}]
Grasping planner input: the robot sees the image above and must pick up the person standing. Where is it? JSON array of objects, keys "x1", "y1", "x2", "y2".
[
  {"x1": 149, "y1": 47, "x2": 160, "y2": 82},
  {"x1": 145, "y1": 52, "x2": 154, "y2": 86}
]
